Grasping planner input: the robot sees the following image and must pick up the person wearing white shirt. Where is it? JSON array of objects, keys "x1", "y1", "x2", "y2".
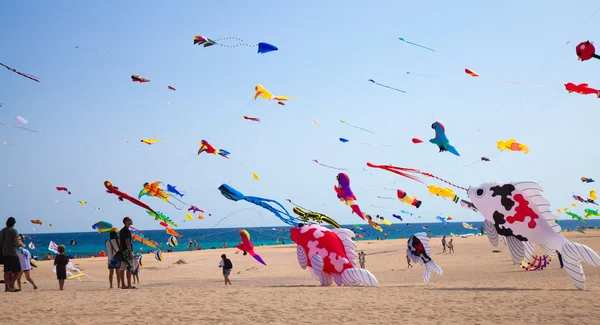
[{"x1": 16, "y1": 235, "x2": 37, "y2": 290}]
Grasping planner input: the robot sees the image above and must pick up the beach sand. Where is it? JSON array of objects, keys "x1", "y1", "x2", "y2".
[{"x1": 2, "y1": 231, "x2": 600, "y2": 324}]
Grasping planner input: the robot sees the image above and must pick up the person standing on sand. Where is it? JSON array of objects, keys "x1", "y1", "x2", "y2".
[
  {"x1": 1, "y1": 217, "x2": 22, "y2": 292},
  {"x1": 16, "y1": 235, "x2": 37, "y2": 290},
  {"x1": 219, "y1": 254, "x2": 233, "y2": 285},
  {"x1": 448, "y1": 239, "x2": 454, "y2": 254},
  {"x1": 54, "y1": 245, "x2": 69, "y2": 290},
  {"x1": 119, "y1": 217, "x2": 136, "y2": 289},
  {"x1": 441, "y1": 236, "x2": 447, "y2": 253},
  {"x1": 480, "y1": 226, "x2": 484, "y2": 236},
  {"x1": 358, "y1": 251, "x2": 366, "y2": 269},
  {"x1": 105, "y1": 230, "x2": 121, "y2": 289},
  {"x1": 406, "y1": 255, "x2": 413, "y2": 268}
]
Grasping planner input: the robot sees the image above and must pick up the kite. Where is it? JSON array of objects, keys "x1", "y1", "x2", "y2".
[
  {"x1": 252, "y1": 172, "x2": 259, "y2": 180},
  {"x1": 147, "y1": 210, "x2": 178, "y2": 227},
  {"x1": 168, "y1": 86, "x2": 176, "y2": 91},
  {"x1": 412, "y1": 138, "x2": 423, "y2": 144},
  {"x1": 313, "y1": 159, "x2": 347, "y2": 171},
  {"x1": 430, "y1": 121, "x2": 459, "y2": 156},
  {"x1": 437, "y1": 216, "x2": 448, "y2": 225},
  {"x1": 590, "y1": 190, "x2": 597, "y2": 201},
  {"x1": 236, "y1": 229, "x2": 266, "y2": 266},
  {"x1": 30, "y1": 220, "x2": 43, "y2": 226},
  {"x1": 188, "y1": 205, "x2": 204, "y2": 214},
  {"x1": 56, "y1": 187, "x2": 71, "y2": 195},
  {"x1": 0, "y1": 63, "x2": 40, "y2": 83},
  {"x1": 166, "y1": 184, "x2": 184, "y2": 198},
  {"x1": 140, "y1": 137, "x2": 166, "y2": 145},
  {"x1": 243, "y1": 116, "x2": 260, "y2": 122},
  {"x1": 497, "y1": 139, "x2": 529, "y2": 154},
  {"x1": 292, "y1": 206, "x2": 342, "y2": 228},
  {"x1": 254, "y1": 84, "x2": 291, "y2": 105},
  {"x1": 575, "y1": 226, "x2": 586, "y2": 234},
  {"x1": 584, "y1": 209, "x2": 599, "y2": 218},
  {"x1": 397, "y1": 189, "x2": 422, "y2": 208},
  {"x1": 339, "y1": 138, "x2": 349, "y2": 143},
  {"x1": 337, "y1": 138, "x2": 393, "y2": 147},
  {"x1": 376, "y1": 215, "x2": 392, "y2": 226},
  {"x1": 467, "y1": 181, "x2": 600, "y2": 290},
  {"x1": 363, "y1": 214, "x2": 383, "y2": 232},
  {"x1": 78, "y1": 201, "x2": 86, "y2": 206},
  {"x1": 185, "y1": 213, "x2": 194, "y2": 221},
  {"x1": 334, "y1": 173, "x2": 365, "y2": 220},
  {"x1": 198, "y1": 140, "x2": 230, "y2": 158},
  {"x1": 576, "y1": 41, "x2": 600, "y2": 61},
  {"x1": 392, "y1": 214, "x2": 403, "y2": 221},
  {"x1": 582, "y1": 177, "x2": 595, "y2": 183},
  {"x1": 155, "y1": 250, "x2": 162, "y2": 261},
  {"x1": 407, "y1": 233, "x2": 443, "y2": 283},
  {"x1": 463, "y1": 222, "x2": 475, "y2": 230},
  {"x1": 194, "y1": 36, "x2": 278, "y2": 54},
  {"x1": 340, "y1": 120, "x2": 375, "y2": 134},
  {"x1": 0, "y1": 121, "x2": 41, "y2": 133},
  {"x1": 104, "y1": 181, "x2": 158, "y2": 215},
  {"x1": 368, "y1": 79, "x2": 406, "y2": 93},
  {"x1": 464, "y1": 68, "x2": 558, "y2": 90},
  {"x1": 564, "y1": 82, "x2": 600, "y2": 97},
  {"x1": 427, "y1": 184, "x2": 460, "y2": 203},
  {"x1": 139, "y1": 181, "x2": 185, "y2": 210},
  {"x1": 167, "y1": 235, "x2": 178, "y2": 247},
  {"x1": 165, "y1": 226, "x2": 181, "y2": 238},
  {"x1": 290, "y1": 223, "x2": 379, "y2": 286},
  {"x1": 312, "y1": 119, "x2": 320, "y2": 126},
  {"x1": 92, "y1": 221, "x2": 118, "y2": 234},
  {"x1": 398, "y1": 38, "x2": 435, "y2": 52},
  {"x1": 481, "y1": 157, "x2": 490, "y2": 162},
  {"x1": 74, "y1": 45, "x2": 108, "y2": 53},
  {"x1": 367, "y1": 163, "x2": 427, "y2": 184},
  {"x1": 521, "y1": 255, "x2": 551, "y2": 271},
  {"x1": 14, "y1": 116, "x2": 27, "y2": 124},
  {"x1": 218, "y1": 183, "x2": 299, "y2": 226},
  {"x1": 131, "y1": 74, "x2": 150, "y2": 83}
]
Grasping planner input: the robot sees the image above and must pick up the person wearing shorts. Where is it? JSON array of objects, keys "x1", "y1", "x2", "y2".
[
  {"x1": 106, "y1": 230, "x2": 121, "y2": 288},
  {"x1": 16, "y1": 239, "x2": 37, "y2": 291},
  {"x1": 119, "y1": 217, "x2": 136, "y2": 289},
  {"x1": 1, "y1": 217, "x2": 22, "y2": 292},
  {"x1": 219, "y1": 254, "x2": 232, "y2": 285}
]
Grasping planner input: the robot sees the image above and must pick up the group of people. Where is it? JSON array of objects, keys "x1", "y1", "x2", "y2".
[
  {"x1": 441, "y1": 236, "x2": 454, "y2": 254},
  {"x1": 105, "y1": 217, "x2": 140, "y2": 289},
  {"x1": 1, "y1": 217, "x2": 38, "y2": 292}
]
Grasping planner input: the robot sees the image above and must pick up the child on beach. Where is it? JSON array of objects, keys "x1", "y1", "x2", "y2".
[
  {"x1": 219, "y1": 254, "x2": 233, "y2": 285},
  {"x1": 16, "y1": 236, "x2": 37, "y2": 290},
  {"x1": 54, "y1": 245, "x2": 69, "y2": 290},
  {"x1": 358, "y1": 251, "x2": 366, "y2": 269},
  {"x1": 132, "y1": 255, "x2": 141, "y2": 285}
]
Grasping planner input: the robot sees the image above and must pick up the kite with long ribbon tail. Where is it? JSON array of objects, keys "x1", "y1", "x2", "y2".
[
  {"x1": 0, "y1": 122, "x2": 41, "y2": 133},
  {"x1": 368, "y1": 79, "x2": 406, "y2": 93},
  {"x1": 0, "y1": 63, "x2": 40, "y2": 82},
  {"x1": 398, "y1": 38, "x2": 435, "y2": 52},
  {"x1": 312, "y1": 159, "x2": 347, "y2": 171},
  {"x1": 194, "y1": 36, "x2": 278, "y2": 54},
  {"x1": 464, "y1": 68, "x2": 559, "y2": 90},
  {"x1": 104, "y1": 181, "x2": 158, "y2": 216},
  {"x1": 340, "y1": 120, "x2": 375, "y2": 134},
  {"x1": 218, "y1": 184, "x2": 300, "y2": 226},
  {"x1": 236, "y1": 230, "x2": 267, "y2": 265}
]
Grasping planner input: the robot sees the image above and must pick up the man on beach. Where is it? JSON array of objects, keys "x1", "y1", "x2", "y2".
[
  {"x1": 219, "y1": 254, "x2": 233, "y2": 285},
  {"x1": 442, "y1": 236, "x2": 447, "y2": 253},
  {"x1": 119, "y1": 217, "x2": 136, "y2": 289},
  {"x1": 1, "y1": 217, "x2": 22, "y2": 292}
]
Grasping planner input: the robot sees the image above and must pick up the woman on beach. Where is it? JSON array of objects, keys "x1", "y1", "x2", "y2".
[
  {"x1": 448, "y1": 239, "x2": 454, "y2": 254},
  {"x1": 219, "y1": 254, "x2": 233, "y2": 285},
  {"x1": 16, "y1": 235, "x2": 37, "y2": 290},
  {"x1": 105, "y1": 230, "x2": 121, "y2": 289}
]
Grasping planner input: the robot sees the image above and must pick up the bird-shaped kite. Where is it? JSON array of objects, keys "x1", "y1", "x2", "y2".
[
  {"x1": 236, "y1": 229, "x2": 266, "y2": 265},
  {"x1": 254, "y1": 84, "x2": 292, "y2": 105},
  {"x1": 198, "y1": 140, "x2": 230, "y2": 159},
  {"x1": 138, "y1": 181, "x2": 185, "y2": 210},
  {"x1": 430, "y1": 122, "x2": 459, "y2": 156},
  {"x1": 576, "y1": 41, "x2": 600, "y2": 62}
]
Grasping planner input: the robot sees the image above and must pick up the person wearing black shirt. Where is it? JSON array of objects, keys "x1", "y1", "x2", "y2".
[{"x1": 119, "y1": 217, "x2": 136, "y2": 289}]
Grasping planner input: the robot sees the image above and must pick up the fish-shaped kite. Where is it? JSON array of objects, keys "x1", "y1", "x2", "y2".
[
  {"x1": 140, "y1": 137, "x2": 166, "y2": 145},
  {"x1": 236, "y1": 229, "x2": 266, "y2": 265},
  {"x1": 131, "y1": 74, "x2": 150, "y2": 83},
  {"x1": 430, "y1": 122, "x2": 459, "y2": 156},
  {"x1": 407, "y1": 233, "x2": 443, "y2": 283},
  {"x1": 166, "y1": 184, "x2": 184, "y2": 198},
  {"x1": 564, "y1": 82, "x2": 600, "y2": 97},
  {"x1": 497, "y1": 138, "x2": 529, "y2": 154},
  {"x1": 30, "y1": 220, "x2": 43, "y2": 226},
  {"x1": 427, "y1": 185, "x2": 459, "y2": 203},
  {"x1": 198, "y1": 140, "x2": 229, "y2": 158},
  {"x1": 582, "y1": 177, "x2": 595, "y2": 183},
  {"x1": 139, "y1": 181, "x2": 185, "y2": 210}
]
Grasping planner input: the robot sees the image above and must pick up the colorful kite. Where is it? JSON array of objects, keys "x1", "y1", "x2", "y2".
[
  {"x1": 465, "y1": 68, "x2": 558, "y2": 90},
  {"x1": 368, "y1": 79, "x2": 406, "y2": 93},
  {"x1": 497, "y1": 138, "x2": 529, "y2": 154},
  {"x1": 165, "y1": 226, "x2": 182, "y2": 238},
  {"x1": 30, "y1": 220, "x2": 43, "y2": 226},
  {"x1": 521, "y1": 255, "x2": 551, "y2": 271},
  {"x1": 584, "y1": 209, "x2": 599, "y2": 218},
  {"x1": 198, "y1": 140, "x2": 230, "y2": 159},
  {"x1": 0, "y1": 63, "x2": 40, "y2": 82},
  {"x1": 412, "y1": 138, "x2": 423, "y2": 144},
  {"x1": 290, "y1": 223, "x2": 379, "y2": 286},
  {"x1": 131, "y1": 74, "x2": 150, "y2": 83},
  {"x1": 56, "y1": 187, "x2": 71, "y2": 195},
  {"x1": 140, "y1": 137, "x2": 166, "y2": 145},
  {"x1": 292, "y1": 206, "x2": 342, "y2": 228},
  {"x1": 236, "y1": 229, "x2": 266, "y2": 266},
  {"x1": 92, "y1": 221, "x2": 117, "y2": 233},
  {"x1": 188, "y1": 205, "x2": 204, "y2": 214},
  {"x1": 312, "y1": 159, "x2": 347, "y2": 171},
  {"x1": 147, "y1": 210, "x2": 178, "y2": 227},
  {"x1": 252, "y1": 172, "x2": 259, "y2": 180},
  {"x1": 14, "y1": 116, "x2": 27, "y2": 124},
  {"x1": 436, "y1": 216, "x2": 447, "y2": 225},
  {"x1": 129, "y1": 226, "x2": 159, "y2": 248},
  {"x1": 398, "y1": 38, "x2": 435, "y2": 52},
  {"x1": 218, "y1": 184, "x2": 299, "y2": 226},
  {"x1": 397, "y1": 189, "x2": 422, "y2": 208},
  {"x1": 576, "y1": 41, "x2": 600, "y2": 61},
  {"x1": 407, "y1": 233, "x2": 443, "y2": 283},
  {"x1": 481, "y1": 157, "x2": 490, "y2": 162},
  {"x1": 430, "y1": 121, "x2": 459, "y2": 156},
  {"x1": 185, "y1": 213, "x2": 194, "y2": 221},
  {"x1": 334, "y1": 173, "x2": 365, "y2": 220},
  {"x1": 104, "y1": 181, "x2": 157, "y2": 215},
  {"x1": 166, "y1": 184, "x2": 184, "y2": 198},
  {"x1": 139, "y1": 181, "x2": 185, "y2": 210},
  {"x1": 193, "y1": 36, "x2": 278, "y2": 54},
  {"x1": 462, "y1": 222, "x2": 475, "y2": 230},
  {"x1": 564, "y1": 82, "x2": 600, "y2": 97},
  {"x1": 392, "y1": 214, "x2": 403, "y2": 221},
  {"x1": 582, "y1": 177, "x2": 595, "y2": 183},
  {"x1": 167, "y1": 235, "x2": 178, "y2": 247},
  {"x1": 254, "y1": 84, "x2": 291, "y2": 105},
  {"x1": 427, "y1": 184, "x2": 459, "y2": 203},
  {"x1": 243, "y1": 116, "x2": 260, "y2": 122}
]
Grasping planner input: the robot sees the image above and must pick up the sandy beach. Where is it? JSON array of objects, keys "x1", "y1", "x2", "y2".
[{"x1": 2, "y1": 231, "x2": 600, "y2": 325}]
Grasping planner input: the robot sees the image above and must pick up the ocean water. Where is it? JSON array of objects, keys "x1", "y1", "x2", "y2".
[{"x1": 21, "y1": 220, "x2": 600, "y2": 258}]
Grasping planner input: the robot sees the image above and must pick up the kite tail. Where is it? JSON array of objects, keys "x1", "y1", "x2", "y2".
[
  {"x1": 419, "y1": 172, "x2": 468, "y2": 192},
  {"x1": 214, "y1": 37, "x2": 257, "y2": 48},
  {"x1": 170, "y1": 195, "x2": 186, "y2": 205},
  {"x1": 167, "y1": 201, "x2": 183, "y2": 210}
]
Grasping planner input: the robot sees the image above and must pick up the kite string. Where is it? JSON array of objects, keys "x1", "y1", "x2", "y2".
[
  {"x1": 419, "y1": 172, "x2": 468, "y2": 192},
  {"x1": 214, "y1": 37, "x2": 257, "y2": 47}
]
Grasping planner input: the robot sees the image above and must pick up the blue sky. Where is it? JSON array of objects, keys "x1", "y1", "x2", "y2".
[{"x1": 1, "y1": 1, "x2": 600, "y2": 233}]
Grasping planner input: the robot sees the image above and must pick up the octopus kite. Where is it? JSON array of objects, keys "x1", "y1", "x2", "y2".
[
  {"x1": 236, "y1": 229, "x2": 266, "y2": 265},
  {"x1": 430, "y1": 122, "x2": 459, "y2": 156},
  {"x1": 576, "y1": 41, "x2": 600, "y2": 61},
  {"x1": 497, "y1": 138, "x2": 529, "y2": 154},
  {"x1": 139, "y1": 181, "x2": 185, "y2": 210},
  {"x1": 218, "y1": 183, "x2": 299, "y2": 226},
  {"x1": 254, "y1": 84, "x2": 292, "y2": 105},
  {"x1": 198, "y1": 140, "x2": 230, "y2": 159},
  {"x1": 104, "y1": 181, "x2": 157, "y2": 216},
  {"x1": 194, "y1": 36, "x2": 278, "y2": 54}
]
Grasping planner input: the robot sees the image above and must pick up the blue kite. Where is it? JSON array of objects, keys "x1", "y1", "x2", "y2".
[
  {"x1": 436, "y1": 216, "x2": 448, "y2": 225},
  {"x1": 429, "y1": 121, "x2": 460, "y2": 156},
  {"x1": 218, "y1": 184, "x2": 299, "y2": 226},
  {"x1": 392, "y1": 214, "x2": 403, "y2": 221},
  {"x1": 166, "y1": 184, "x2": 185, "y2": 198}
]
